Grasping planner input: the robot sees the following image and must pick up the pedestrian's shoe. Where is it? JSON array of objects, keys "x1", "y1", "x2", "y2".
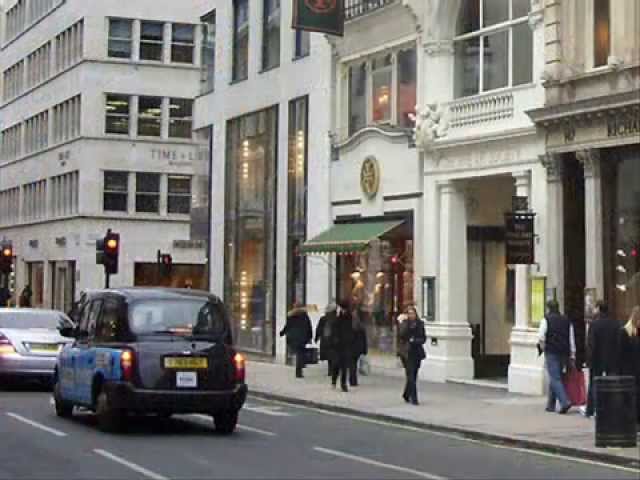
[
  {"x1": 350, "y1": 382, "x2": 358, "y2": 387},
  {"x1": 545, "y1": 407, "x2": 555, "y2": 413},
  {"x1": 341, "y1": 385, "x2": 348, "y2": 392},
  {"x1": 402, "y1": 394, "x2": 410, "y2": 403},
  {"x1": 296, "y1": 373, "x2": 304, "y2": 379},
  {"x1": 558, "y1": 404, "x2": 572, "y2": 414},
  {"x1": 579, "y1": 406, "x2": 593, "y2": 418},
  {"x1": 411, "y1": 399, "x2": 419, "y2": 406}
]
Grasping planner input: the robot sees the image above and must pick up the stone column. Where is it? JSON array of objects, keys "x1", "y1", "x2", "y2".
[
  {"x1": 577, "y1": 149, "x2": 604, "y2": 299},
  {"x1": 508, "y1": 170, "x2": 545, "y2": 395},
  {"x1": 542, "y1": 154, "x2": 565, "y2": 309},
  {"x1": 424, "y1": 180, "x2": 473, "y2": 382}
]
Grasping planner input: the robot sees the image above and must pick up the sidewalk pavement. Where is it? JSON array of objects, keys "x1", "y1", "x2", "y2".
[{"x1": 245, "y1": 358, "x2": 640, "y2": 468}]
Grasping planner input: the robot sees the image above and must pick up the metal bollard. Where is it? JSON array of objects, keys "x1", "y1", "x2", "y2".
[{"x1": 594, "y1": 376, "x2": 637, "y2": 448}]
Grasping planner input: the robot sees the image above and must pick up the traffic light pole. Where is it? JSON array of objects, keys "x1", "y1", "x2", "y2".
[{"x1": 105, "y1": 272, "x2": 110, "y2": 289}]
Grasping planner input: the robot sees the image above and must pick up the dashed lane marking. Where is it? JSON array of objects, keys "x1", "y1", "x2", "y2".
[
  {"x1": 190, "y1": 414, "x2": 277, "y2": 437},
  {"x1": 6, "y1": 412, "x2": 67, "y2": 437},
  {"x1": 244, "y1": 404, "x2": 293, "y2": 416},
  {"x1": 313, "y1": 446, "x2": 447, "y2": 480},
  {"x1": 93, "y1": 449, "x2": 168, "y2": 480}
]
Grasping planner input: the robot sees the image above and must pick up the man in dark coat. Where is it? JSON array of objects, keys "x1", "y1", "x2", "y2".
[
  {"x1": 280, "y1": 304, "x2": 312, "y2": 379},
  {"x1": 0, "y1": 286, "x2": 11, "y2": 308},
  {"x1": 330, "y1": 300, "x2": 355, "y2": 392},
  {"x1": 350, "y1": 317, "x2": 368, "y2": 387},
  {"x1": 315, "y1": 303, "x2": 337, "y2": 376},
  {"x1": 584, "y1": 301, "x2": 623, "y2": 417}
]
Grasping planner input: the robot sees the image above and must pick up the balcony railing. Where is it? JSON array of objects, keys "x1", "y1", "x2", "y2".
[{"x1": 345, "y1": 0, "x2": 394, "y2": 21}]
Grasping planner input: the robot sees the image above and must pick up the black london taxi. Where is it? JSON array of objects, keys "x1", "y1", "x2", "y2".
[{"x1": 53, "y1": 288, "x2": 247, "y2": 433}]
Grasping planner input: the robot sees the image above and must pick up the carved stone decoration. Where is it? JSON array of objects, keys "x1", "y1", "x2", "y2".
[
  {"x1": 413, "y1": 103, "x2": 449, "y2": 151},
  {"x1": 540, "y1": 153, "x2": 564, "y2": 183},
  {"x1": 576, "y1": 149, "x2": 602, "y2": 179},
  {"x1": 423, "y1": 40, "x2": 455, "y2": 57},
  {"x1": 401, "y1": 0, "x2": 422, "y2": 33}
]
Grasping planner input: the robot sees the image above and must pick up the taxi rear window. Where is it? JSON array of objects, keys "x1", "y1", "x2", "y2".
[{"x1": 129, "y1": 299, "x2": 228, "y2": 340}]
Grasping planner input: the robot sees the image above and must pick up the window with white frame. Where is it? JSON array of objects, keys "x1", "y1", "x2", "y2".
[
  {"x1": 594, "y1": 0, "x2": 610, "y2": 67},
  {"x1": 200, "y1": 11, "x2": 216, "y2": 93},
  {"x1": 24, "y1": 110, "x2": 49, "y2": 155},
  {"x1": 347, "y1": 44, "x2": 417, "y2": 136},
  {"x1": 53, "y1": 95, "x2": 81, "y2": 144},
  {"x1": 103, "y1": 171, "x2": 129, "y2": 212},
  {"x1": 50, "y1": 170, "x2": 79, "y2": 217},
  {"x1": 167, "y1": 175, "x2": 191, "y2": 214},
  {"x1": 105, "y1": 94, "x2": 130, "y2": 135},
  {"x1": 26, "y1": 42, "x2": 52, "y2": 89},
  {"x1": 138, "y1": 96, "x2": 163, "y2": 137},
  {"x1": 3, "y1": 60, "x2": 25, "y2": 100},
  {"x1": 171, "y1": 23, "x2": 195, "y2": 63},
  {"x1": 0, "y1": 187, "x2": 20, "y2": 225},
  {"x1": 169, "y1": 98, "x2": 193, "y2": 139},
  {"x1": 108, "y1": 18, "x2": 133, "y2": 59},
  {"x1": 136, "y1": 173, "x2": 160, "y2": 213},
  {"x1": 140, "y1": 21, "x2": 164, "y2": 61},
  {"x1": 454, "y1": 0, "x2": 531, "y2": 98},
  {"x1": 55, "y1": 20, "x2": 84, "y2": 72},
  {"x1": 1, "y1": 124, "x2": 23, "y2": 161}
]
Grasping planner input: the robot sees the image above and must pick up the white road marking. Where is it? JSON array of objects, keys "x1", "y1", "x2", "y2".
[
  {"x1": 93, "y1": 449, "x2": 168, "y2": 480},
  {"x1": 244, "y1": 404, "x2": 292, "y2": 416},
  {"x1": 314, "y1": 446, "x2": 446, "y2": 480},
  {"x1": 6, "y1": 412, "x2": 67, "y2": 437},
  {"x1": 255, "y1": 397, "x2": 639, "y2": 474},
  {"x1": 190, "y1": 414, "x2": 277, "y2": 437}
]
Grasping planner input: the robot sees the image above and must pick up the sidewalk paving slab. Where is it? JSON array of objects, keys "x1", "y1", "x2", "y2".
[{"x1": 245, "y1": 359, "x2": 640, "y2": 469}]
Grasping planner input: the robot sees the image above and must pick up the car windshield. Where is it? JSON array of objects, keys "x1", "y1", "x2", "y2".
[
  {"x1": 0, "y1": 311, "x2": 71, "y2": 329},
  {"x1": 129, "y1": 299, "x2": 229, "y2": 339}
]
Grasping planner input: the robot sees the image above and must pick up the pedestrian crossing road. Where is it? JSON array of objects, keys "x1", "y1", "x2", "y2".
[{"x1": 0, "y1": 388, "x2": 637, "y2": 479}]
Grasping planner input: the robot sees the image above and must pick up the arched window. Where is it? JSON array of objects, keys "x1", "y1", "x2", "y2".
[{"x1": 454, "y1": 0, "x2": 532, "y2": 98}]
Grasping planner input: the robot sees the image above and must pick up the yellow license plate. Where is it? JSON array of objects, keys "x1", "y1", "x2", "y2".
[
  {"x1": 164, "y1": 357, "x2": 208, "y2": 369},
  {"x1": 30, "y1": 343, "x2": 59, "y2": 352}
]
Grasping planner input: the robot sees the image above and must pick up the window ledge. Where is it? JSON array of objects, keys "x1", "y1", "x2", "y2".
[
  {"x1": 292, "y1": 54, "x2": 310, "y2": 62},
  {"x1": 97, "y1": 57, "x2": 200, "y2": 71},
  {"x1": 259, "y1": 64, "x2": 280, "y2": 74},
  {"x1": 333, "y1": 124, "x2": 412, "y2": 151},
  {"x1": 229, "y1": 77, "x2": 248, "y2": 86}
]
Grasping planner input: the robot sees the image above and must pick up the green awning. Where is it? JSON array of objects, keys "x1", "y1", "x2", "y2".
[{"x1": 300, "y1": 220, "x2": 404, "y2": 255}]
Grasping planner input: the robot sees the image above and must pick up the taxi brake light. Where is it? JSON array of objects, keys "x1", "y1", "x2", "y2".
[
  {"x1": 233, "y1": 353, "x2": 245, "y2": 383},
  {"x1": 120, "y1": 350, "x2": 135, "y2": 382}
]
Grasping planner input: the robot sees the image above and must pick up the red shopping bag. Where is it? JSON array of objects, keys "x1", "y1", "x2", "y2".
[{"x1": 563, "y1": 368, "x2": 587, "y2": 406}]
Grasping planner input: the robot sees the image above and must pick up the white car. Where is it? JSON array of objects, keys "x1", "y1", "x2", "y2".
[{"x1": 0, "y1": 308, "x2": 75, "y2": 385}]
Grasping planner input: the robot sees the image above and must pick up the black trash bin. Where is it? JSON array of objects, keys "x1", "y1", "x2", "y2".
[{"x1": 594, "y1": 376, "x2": 637, "y2": 448}]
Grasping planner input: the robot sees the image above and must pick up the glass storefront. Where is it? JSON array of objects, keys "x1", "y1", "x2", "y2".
[
  {"x1": 603, "y1": 147, "x2": 640, "y2": 322},
  {"x1": 287, "y1": 97, "x2": 308, "y2": 309},
  {"x1": 224, "y1": 106, "x2": 278, "y2": 354},
  {"x1": 134, "y1": 263, "x2": 206, "y2": 289},
  {"x1": 51, "y1": 261, "x2": 75, "y2": 313},
  {"x1": 336, "y1": 222, "x2": 414, "y2": 357}
]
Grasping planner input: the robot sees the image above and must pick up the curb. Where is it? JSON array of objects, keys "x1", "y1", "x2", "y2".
[{"x1": 248, "y1": 389, "x2": 640, "y2": 470}]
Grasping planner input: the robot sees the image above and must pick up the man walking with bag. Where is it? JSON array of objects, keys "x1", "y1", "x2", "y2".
[{"x1": 538, "y1": 300, "x2": 576, "y2": 414}]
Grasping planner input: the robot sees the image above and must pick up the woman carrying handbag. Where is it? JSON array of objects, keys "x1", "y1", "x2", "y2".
[{"x1": 397, "y1": 305, "x2": 426, "y2": 405}]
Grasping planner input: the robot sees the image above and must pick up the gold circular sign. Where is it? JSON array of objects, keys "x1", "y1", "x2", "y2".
[{"x1": 360, "y1": 156, "x2": 380, "y2": 199}]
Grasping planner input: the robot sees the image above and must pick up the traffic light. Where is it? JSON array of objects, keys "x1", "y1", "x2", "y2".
[
  {"x1": 0, "y1": 242, "x2": 13, "y2": 275},
  {"x1": 159, "y1": 253, "x2": 173, "y2": 278},
  {"x1": 96, "y1": 230, "x2": 120, "y2": 275}
]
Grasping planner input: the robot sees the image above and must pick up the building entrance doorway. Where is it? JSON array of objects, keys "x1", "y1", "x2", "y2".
[
  {"x1": 468, "y1": 226, "x2": 513, "y2": 378},
  {"x1": 563, "y1": 156, "x2": 587, "y2": 367}
]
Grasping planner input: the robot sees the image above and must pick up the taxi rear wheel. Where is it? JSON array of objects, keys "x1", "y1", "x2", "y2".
[
  {"x1": 53, "y1": 381, "x2": 73, "y2": 418},
  {"x1": 213, "y1": 410, "x2": 238, "y2": 434},
  {"x1": 96, "y1": 389, "x2": 124, "y2": 433}
]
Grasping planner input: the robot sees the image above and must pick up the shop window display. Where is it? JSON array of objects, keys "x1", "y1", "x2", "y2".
[
  {"x1": 225, "y1": 107, "x2": 278, "y2": 354},
  {"x1": 337, "y1": 238, "x2": 414, "y2": 356}
]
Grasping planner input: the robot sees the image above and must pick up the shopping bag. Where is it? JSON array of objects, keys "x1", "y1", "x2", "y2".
[
  {"x1": 358, "y1": 356, "x2": 371, "y2": 376},
  {"x1": 563, "y1": 368, "x2": 587, "y2": 406},
  {"x1": 303, "y1": 345, "x2": 319, "y2": 365}
]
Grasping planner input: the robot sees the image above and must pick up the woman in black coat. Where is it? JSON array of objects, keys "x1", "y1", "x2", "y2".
[
  {"x1": 280, "y1": 304, "x2": 312, "y2": 379},
  {"x1": 621, "y1": 306, "x2": 640, "y2": 424},
  {"x1": 397, "y1": 305, "x2": 426, "y2": 405},
  {"x1": 330, "y1": 300, "x2": 355, "y2": 392},
  {"x1": 315, "y1": 304, "x2": 337, "y2": 376}
]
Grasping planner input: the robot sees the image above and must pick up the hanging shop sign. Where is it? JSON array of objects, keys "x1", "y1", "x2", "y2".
[
  {"x1": 292, "y1": 0, "x2": 344, "y2": 37},
  {"x1": 505, "y1": 212, "x2": 535, "y2": 265},
  {"x1": 360, "y1": 156, "x2": 380, "y2": 199}
]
